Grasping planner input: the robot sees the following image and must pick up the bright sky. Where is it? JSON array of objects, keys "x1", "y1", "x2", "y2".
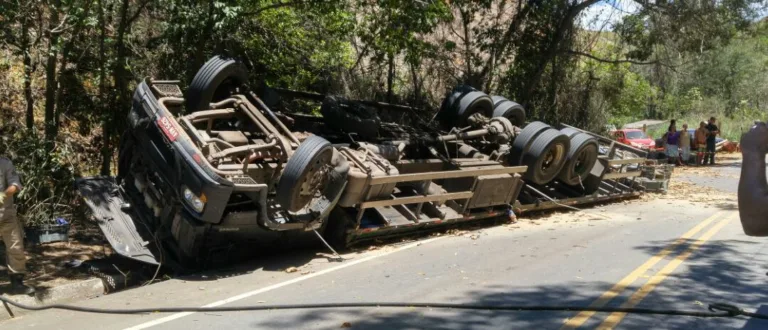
[
  {"x1": 579, "y1": 0, "x2": 640, "y2": 31},
  {"x1": 580, "y1": 0, "x2": 768, "y2": 31}
]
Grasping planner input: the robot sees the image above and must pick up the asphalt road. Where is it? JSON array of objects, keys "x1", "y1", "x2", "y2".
[{"x1": 3, "y1": 159, "x2": 767, "y2": 330}]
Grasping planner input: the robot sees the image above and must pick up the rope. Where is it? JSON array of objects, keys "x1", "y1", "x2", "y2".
[
  {"x1": 525, "y1": 184, "x2": 582, "y2": 212},
  {"x1": 0, "y1": 296, "x2": 765, "y2": 320},
  {"x1": 312, "y1": 229, "x2": 345, "y2": 262}
]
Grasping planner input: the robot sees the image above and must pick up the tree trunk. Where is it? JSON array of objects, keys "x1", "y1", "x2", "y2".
[
  {"x1": 21, "y1": 21, "x2": 34, "y2": 130},
  {"x1": 478, "y1": 0, "x2": 537, "y2": 87},
  {"x1": 386, "y1": 53, "x2": 395, "y2": 103},
  {"x1": 102, "y1": 0, "x2": 131, "y2": 175},
  {"x1": 55, "y1": 0, "x2": 94, "y2": 128},
  {"x1": 43, "y1": 0, "x2": 62, "y2": 144},
  {"x1": 98, "y1": 0, "x2": 110, "y2": 175},
  {"x1": 461, "y1": 8, "x2": 472, "y2": 85},
  {"x1": 519, "y1": 0, "x2": 598, "y2": 106},
  {"x1": 409, "y1": 62, "x2": 420, "y2": 106},
  {"x1": 189, "y1": 0, "x2": 217, "y2": 82}
]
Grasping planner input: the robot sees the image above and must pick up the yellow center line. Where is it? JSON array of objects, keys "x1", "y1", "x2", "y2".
[
  {"x1": 560, "y1": 211, "x2": 726, "y2": 329},
  {"x1": 596, "y1": 213, "x2": 736, "y2": 329}
]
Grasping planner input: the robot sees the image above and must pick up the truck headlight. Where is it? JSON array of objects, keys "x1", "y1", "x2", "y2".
[{"x1": 182, "y1": 186, "x2": 206, "y2": 213}]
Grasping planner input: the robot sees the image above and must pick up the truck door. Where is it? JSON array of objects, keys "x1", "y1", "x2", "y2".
[{"x1": 76, "y1": 177, "x2": 160, "y2": 265}]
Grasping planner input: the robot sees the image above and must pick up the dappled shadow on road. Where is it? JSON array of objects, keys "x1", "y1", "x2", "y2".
[
  {"x1": 624, "y1": 237, "x2": 768, "y2": 329},
  {"x1": 246, "y1": 236, "x2": 768, "y2": 329},
  {"x1": 248, "y1": 282, "x2": 605, "y2": 329},
  {"x1": 248, "y1": 280, "x2": 768, "y2": 329}
]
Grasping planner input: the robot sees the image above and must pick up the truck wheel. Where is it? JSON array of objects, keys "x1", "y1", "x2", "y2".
[
  {"x1": 522, "y1": 128, "x2": 570, "y2": 185},
  {"x1": 437, "y1": 85, "x2": 493, "y2": 130},
  {"x1": 277, "y1": 136, "x2": 336, "y2": 212},
  {"x1": 581, "y1": 173, "x2": 602, "y2": 195},
  {"x1": 186, "y1": 56, "x2": 249, "y2": 113},
  {"x1": 322, "y1": 207, "x2": 354, "y2": 250},
  {"x1": 559, "y1": 127, "x2": 581, "y2": 139},
  {"x1": 557, "y1": 132, "x2": 598, "y2": 186},
  {"x1": 509, "y1": 121, "x2": 550, "y2": 166},
  {"x1": 491, "y1": 96, "x2": 526, "y2": 127}
]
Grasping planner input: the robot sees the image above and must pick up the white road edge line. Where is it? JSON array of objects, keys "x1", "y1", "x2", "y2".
[{"x1": 124, "y1": 236, "x2": 444, "y2": 330}]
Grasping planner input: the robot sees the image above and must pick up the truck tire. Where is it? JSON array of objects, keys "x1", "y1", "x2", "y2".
[
  {"x1": 186, "y1": 56, "x2": 249, "y2": 113},
  {"x1": 522, "y1": 128, "x2": 570, "y2": 185},
  {"x1": 557, "y1": 132, "x2": 598, "y2": 186},
  {"x1": 581, "y1": 173, "x2": 602, "y2": 195},
  {"x1": 491, "y1": 96, "x2": 526, "y2": 127},
  {"x1": 277, "y1": 136, "x2": 336, "y2": 212},
  {"x1": 437, "y1": 85, "x2": 493, "y2": 130},
  {"x1": 509, "y1": 121, "x2": 550, "y2": 166},
  {"x1": 559, "y1": 127, "x2": 581, "y2": 138},
  {"x1": 322, "y1": 207, "x2": 354, "y2": 250}
]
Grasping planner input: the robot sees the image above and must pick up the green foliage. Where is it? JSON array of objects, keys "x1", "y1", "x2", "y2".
[
  {"x1": 356, "y1": 0, "x2": 452, "y2": 63},
  {"x1": 0, "y1": 128, "x2": 83, "y2": 226},
  {"x1": 239, "y1": 2, "x2": 356, "y2": 89}
]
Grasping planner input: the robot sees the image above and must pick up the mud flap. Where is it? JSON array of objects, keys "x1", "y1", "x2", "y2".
[{"x1": 76, "y1": 177, "x2": 160, "y2": 265}]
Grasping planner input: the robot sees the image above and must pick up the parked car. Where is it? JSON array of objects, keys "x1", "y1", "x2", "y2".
[{"x1": 611, "y1": 129, "x2": 655, "y2": 149}]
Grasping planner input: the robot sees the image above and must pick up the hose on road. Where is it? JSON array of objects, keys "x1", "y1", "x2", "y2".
[{"x1": 1, "y1": 295, "x2": 766, "y2": 320}]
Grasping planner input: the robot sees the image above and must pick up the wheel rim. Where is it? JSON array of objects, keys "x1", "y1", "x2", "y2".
[
  {"x1": 541, "y1": 143, "x2": 565, "y2": 172},
  {"x1": 295, "y1": 149, "x2": 334, "y2": 209},
  {"x1": 574, "y1": 148, "x2": 589, "y2": 174}
]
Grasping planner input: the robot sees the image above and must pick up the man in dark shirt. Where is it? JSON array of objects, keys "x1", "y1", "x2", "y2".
[{"x1": 703, "y1": 116, "x2": 719, "y2": 165}]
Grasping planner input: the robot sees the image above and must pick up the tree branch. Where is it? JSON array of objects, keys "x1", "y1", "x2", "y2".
[
  {"x1": 241, "y1": 1, "x2": 303, "y2": 16},
  {"x1": 126, "y1": 0, "x2": 151, "y2": 26},
  {"x1": 479, "y1": 0, "x2": 537, "y2": 81},
  {"x1": 48, "y1": 14, "x2": 70, "y2": 34},
  {"x1": 565, "y1": 50, "x2": 659, "y2": 65}
]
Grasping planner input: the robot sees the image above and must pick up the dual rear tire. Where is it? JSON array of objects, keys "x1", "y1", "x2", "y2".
[{"x1": 508, "y1": 123, "x2": 601, "y2": 189}]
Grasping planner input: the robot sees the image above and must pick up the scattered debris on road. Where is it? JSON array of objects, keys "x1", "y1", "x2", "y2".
[{"x1": 285, "y1": 267, "x2": 299, "y2": 273}]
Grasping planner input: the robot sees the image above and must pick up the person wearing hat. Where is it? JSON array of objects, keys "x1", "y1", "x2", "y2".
[{"x1": 0, "y1": 156, "x2": 34, "y2": 294}]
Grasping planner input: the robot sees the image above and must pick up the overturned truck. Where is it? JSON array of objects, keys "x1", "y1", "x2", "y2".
[{"x1": 76, "y1": 56, "x2": 648, "y2": 269}]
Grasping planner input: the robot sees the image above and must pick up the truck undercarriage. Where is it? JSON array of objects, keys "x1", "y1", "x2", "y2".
[{"x1": 77, "y1": 56, "x2": 649, "y2": 270}]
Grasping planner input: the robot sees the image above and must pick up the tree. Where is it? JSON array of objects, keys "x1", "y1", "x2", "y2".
[{"x1": 1, "y1": 0, "x2": 44, "y2": 130}]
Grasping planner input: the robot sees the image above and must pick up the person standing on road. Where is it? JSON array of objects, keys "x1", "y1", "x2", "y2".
[
  {"x1": 679, "y1": 123, "x2": 691, "y2": 165},
  {"x1": 0, "y1": 156, "x2": 34, "y2": 295},
  {"x1": 695, "y1": 121, "x2": 708, "y2": 165},
  {"x1": 703, "y1": 117, "x2": 720, "y2": 165},
  {"x1": 665, "y1": 124, "x2": 681, "y2": 165}
]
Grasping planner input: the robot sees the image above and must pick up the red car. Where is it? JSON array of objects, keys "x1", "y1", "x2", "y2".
[{"x1": 611, "y1": 129, "x2": 656, "y2": 150}]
